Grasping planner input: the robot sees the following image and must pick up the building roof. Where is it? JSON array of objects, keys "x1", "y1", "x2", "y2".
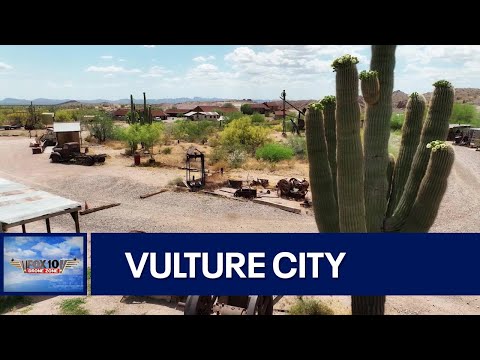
[
  {"x1": 449, "y1": 124, "x2": 471, "y2": 128},
  {"x1": 53, "y1": 122, "x2": 81, "y2": 133},
  {"x1": 0, "y1": 178, "x2": 81, "y2": 226},
  {"x1": 113, "y1": 109, "x2": 129, "y2": 116},
  {"x1": 165, "y1": 108, "x2": 190, "y2": 114},
  {"x1": 248, "y1": 103, "x2": 269, "y2": 109},
  {"x1": 191, "y1": 105, "x2": 238, "y2": 113},
  {"x1": 274, "y1": 110, "x2": 286, "y2": 116},
  {"x1": 184, "y1": 111, "x2": 219, "y2": 117}
]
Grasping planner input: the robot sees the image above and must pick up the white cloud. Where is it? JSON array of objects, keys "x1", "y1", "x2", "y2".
[
  {"x1": 85, "y1": 65, "x2": 141, "y2": 73},
  {"x1": 144, "y1": 45, "x2": 156, "y2": 48},
  {"x1": 104, "y1": 73, "x2": 114, "y2": 78},
  {"x1": 4, "y1": 248, "x2": 36, "y2": 259},
  {"x1": 101, "y1": 55, "x2": 113, "y2": 59},
  {"x1": 118, "y1": 58, "x2": 126, "y2": 62},
  {"x1": 31, "y1": 237, "x2": 83, "y2": 258},
  {"x1": 141, "y1": 65, "x2": 171, "y2": 78},
  {"x1": 193, "y1": 55, "x2": 216, "y2": 62},
  {"x1": 9, "y1": 237, "x2": 33, "y2": 245},
  {"x1": 0, "y1": 62, "x2": 13, "y2": 70}
]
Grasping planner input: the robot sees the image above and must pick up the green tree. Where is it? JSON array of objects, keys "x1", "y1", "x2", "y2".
[
  {"x1": 139, "y1": 123, "x2": 164, "y2": 156},
  {"x1": 88, "y1": 115, "x2": 114, "y2": 143},
  {"x1": 222, "y1": 103, "x2": 235, "y2": 108},
  {"x1": 116, "y1": 124, "x2": 143, "y2": 154},
  {"x1": 219, "y1": 116, "x2": 270, "y2": 154},
  {"x1": 240, "y1": 104, "x2": 254, "y2": 115},
  {"x1": 450, "y1": 103, "x2": 478, "y2": 124}
]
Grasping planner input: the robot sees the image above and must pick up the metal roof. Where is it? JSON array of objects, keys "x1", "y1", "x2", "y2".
[
  {"x1": 53, "y1": 122, "x2": 81, "y2": 133},
  {"x1": 184, "y1": 111, "x2": 219, "y2": 117},
  {"x1": 0, "y1": 178, "x2": 81, "y2": 226}
]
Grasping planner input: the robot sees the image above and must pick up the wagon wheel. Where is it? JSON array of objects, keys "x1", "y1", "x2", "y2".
[
  {"x1": 245, "y1": 296, "x2": 273, "y2": 315},
  {"x1": 184, "y1": 296, "x2": 215, "y2": 315},
  {"x1": 98, "y1": 157, "x2": 106, "y2": 163}
]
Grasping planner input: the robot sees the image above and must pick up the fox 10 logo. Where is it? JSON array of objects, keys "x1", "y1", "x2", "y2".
[
  {"x1": 9, "y1": 258, "x2": 80, "y2": 274},
  {"x1": 3, "y1": 235, "x2": 86, "y2": 294}
]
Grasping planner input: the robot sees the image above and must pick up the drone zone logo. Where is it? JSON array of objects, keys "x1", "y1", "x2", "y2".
[{"x1": 9, "y1": 258, "x2": 80, "y2": 274}]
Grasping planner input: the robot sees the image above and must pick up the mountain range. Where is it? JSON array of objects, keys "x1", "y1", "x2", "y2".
[{"x1": 0, "y1": 97, "x2": 268, "y2": 106}]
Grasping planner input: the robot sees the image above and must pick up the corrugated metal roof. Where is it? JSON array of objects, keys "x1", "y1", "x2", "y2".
[
  {"x1": 0, "y1": 178, "x2": 81, "y2": 225},
  {"x1": 185, "y1": 111, "x2": 219, "y2": 116},
  {"x1": 53, "y1": 122, "x2": 81, "y2": 133}
]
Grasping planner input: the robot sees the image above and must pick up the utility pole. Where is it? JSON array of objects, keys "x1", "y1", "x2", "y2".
[{"x1": 281, "y1": 89, "x2": 286, "y2": 137}]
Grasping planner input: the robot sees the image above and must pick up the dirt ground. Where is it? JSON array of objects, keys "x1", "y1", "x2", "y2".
[{"x1": 1, "y1": 135, "x2": 480, "y2": 315}]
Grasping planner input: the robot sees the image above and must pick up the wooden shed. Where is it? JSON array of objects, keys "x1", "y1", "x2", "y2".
[{"x1": 53, "y1": 122, "x2": 81, "y2": 147}]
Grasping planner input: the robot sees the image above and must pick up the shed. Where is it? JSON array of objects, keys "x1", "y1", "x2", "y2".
[
  {"x1": 0, "y1": 178, "x2": 82, "y2": 233},
  {"x1": 53, "y1": 122, "x2": 81, "y2": 146}
]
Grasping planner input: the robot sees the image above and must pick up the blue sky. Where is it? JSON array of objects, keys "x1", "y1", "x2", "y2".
[
  {"x1": 0, "y1": 45, "x2": 479, "y2": 100},
  {"x1": 3, "y1": 236, "x2": 84, "y2": 293}
]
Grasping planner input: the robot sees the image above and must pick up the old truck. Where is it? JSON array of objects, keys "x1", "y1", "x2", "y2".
[{"x1": 50, "y1": 142, "x2": 106, "y2": 166}]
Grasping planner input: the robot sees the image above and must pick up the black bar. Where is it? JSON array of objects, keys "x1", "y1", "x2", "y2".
[
  {"x1": 22, "y1": 224, "x2": 26, "y2": 233},
  {"x1": 46, "y1": 218, "x2": 51, "y2": 233}
]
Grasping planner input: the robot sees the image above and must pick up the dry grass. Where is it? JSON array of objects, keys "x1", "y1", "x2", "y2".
[{"x1": 288, "y1": 297, "x2": 335, "y2": 315}]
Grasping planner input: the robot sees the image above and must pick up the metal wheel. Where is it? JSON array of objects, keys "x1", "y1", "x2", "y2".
[
  {"x1": 245, "y1": 296, "x2": 273, "y2": 315},
  {"x1": 184, "y1": 296, "x2": 215, "y2": 315},
  {"x1": 84, "y1": 156, "x2": 95, "y2": 166},
  {"x1": 50, "y1": 153, "x2": 61, "y2": 163},
  {"x1": 98, "y1": 157, "x2": 106, "y2": 163}
]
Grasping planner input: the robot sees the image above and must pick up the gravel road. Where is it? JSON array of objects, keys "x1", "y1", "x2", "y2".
[{"x1": 1, "y1": 137, "x2": 480, "y2": 315}]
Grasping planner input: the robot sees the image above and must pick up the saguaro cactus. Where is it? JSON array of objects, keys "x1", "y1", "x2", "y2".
[{"x1": 306, "y1": 46, "x2": 455, "y2": 315}]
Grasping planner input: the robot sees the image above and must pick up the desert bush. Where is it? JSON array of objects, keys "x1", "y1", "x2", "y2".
[
  {"x1": 115, "y1": 123, "x2": 142, "y2": 154},
  {"x1": 255, "y1": 143, "x2": 294, "y2": 162},
  {"x1": 219, "y1": 117, "x2": 270, "y2": 154},
  {"x1": 390, "y1": 113, "x2": 404, "y2": 131},
  {"x1": 88, "y1": 115, "x2": 114, "y2": 143},
  {"x1": 208, "y1": 147, "x2": 228, "y2": 164},
  {"x1": 240, "y1": 104, "x2": 253, "y2": 115},
  {"x1": 227, "y1": 149, "x2": 247, "y2": 168},
  {"x1": 161, "y1": 147, "x2": 172, "y2": 154},
  {"x1": 289, "y1": 298, "x2": 334, "y2": 315},
  {"x1": 287, "y1": 135, "x2": 307, "y2": 159},
  {"x1": 450, "y1": 102, "x2": 480, "y2": 125},
  {"x1": 172, "y1": 120, "x2": 217, "y2": 143},
  {"x1": 139, "y1": 123, "x2": 164, "y2": 153},
  {"x1": 251, "y1": 112, "x2": 266, "y2": 124},
  {"x1": 168, "y1": 176, "x2": 183, "y2": 186}
]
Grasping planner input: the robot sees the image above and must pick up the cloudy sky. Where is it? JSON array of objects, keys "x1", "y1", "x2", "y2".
[
  {"x1": 0, "y1": 45, "x2": 478, "y2": 100},
  {"x1": 3, "y1": 236, "x2": 84, "y2": 293}
]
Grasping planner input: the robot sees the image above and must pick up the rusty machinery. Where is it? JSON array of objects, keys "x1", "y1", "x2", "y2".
[
  {"x1": 276, "y1": 178, "x2": 309, "y2": 200},
  {"x1": 182, "y1": 295, "x2": 283, "y2": 315},
  {"x1": 50, "y1": 142, "x2": 106, "y2": 166},
  {"x1": 185, "y1": 147, "x2": 206, "y2": 191}
]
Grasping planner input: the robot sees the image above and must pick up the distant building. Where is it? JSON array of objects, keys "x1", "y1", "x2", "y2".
[
  {"x1": 137, "y1": 109, "x2": 167, "y2": 120},
  {"x1": 190, "y1": 105, "x2": 238, "y2": 114},
  {"x1": 112, "y1": 108, "x2": 129, "y2": 120},
  {"x1": 53, "y1": 122, "x2": 81, "y2": 146},
  {"x1": 274, "y1": 110, "x2": 286, "y2": 120},
  {"x1": 184, "y1": 111, "x2": 220, "y2": 121},
  {"x1": 165, "y1": 108, "x2": 190, "y2": 117},
  {"x1": 247, "y1": 103, "x2": 270, "y2": 115},
  {"x1": 263, "y1": 102, "x2": 280, "y2": 112}
]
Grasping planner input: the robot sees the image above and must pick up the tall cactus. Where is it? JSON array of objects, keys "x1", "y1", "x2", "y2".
[
  {"x1": 306, "y1": 46, "x2": 455, "y2": 315},
  {"x1": 143, "y1": 92, "x2": 148, "y2": 125},
  {"x1": 129, "y1": 94, "x2": 137, "y2": 124}
]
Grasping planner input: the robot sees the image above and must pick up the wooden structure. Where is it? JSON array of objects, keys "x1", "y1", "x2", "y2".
[
  {"x1": 53, "y1": 122, "x2": 81, "y2": 147},
  {"x1": 0, "y1": 178, "x2": 81, "y2": 233}
]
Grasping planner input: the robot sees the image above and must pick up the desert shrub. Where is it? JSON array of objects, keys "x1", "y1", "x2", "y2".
[
  {"x1": 255, "y1": 143, "x2": 294, "y2": 162},
  {"x1": 289, "y1": 298, "x2": 334, "y2": 315},
  {"x1": 390, "y1": 113, "x2": 404, "y2": 131},
  {"x1": 450, "y1": 103, "x2": 480, "y2": 125},
  {"x1": 5, "y1": 113, "x2": 27, "y2": 126},
  {"x1": 224, "y1": 111, "x2": 244, "y2": 123},
  {"x1": 139, "y1": 123, "x2": 164, "y2": 153},
  {"x1": 168, "y1": 176, "x2": 183, "y2": 186},
  {"x1": 115, "y1": 123, "x2": 142, "y2": 154},
  {"x1": 172, "y1": 120, "x2": 217, "y2": 143},
  {"x1": 88, "y1": 115, "x2": 114, "y2": 143},
  {"x1": 209, "y1": 147, "x2": 228, "y2": 164},
  {"x1": 251, "y1": 112, "x2": 266, "y2": 124},
  {"x1": 240, "y1": 104, "x2": 253, "y2": 115},
  {"x1": 227, "y1": 149, "x2": 247, "y2": 168},
  {"x1": 161, "y1": 147, "x2": 172, "y2": 154},
  {"x1": 287, "y1": 135, "x2": 307, "y2": 159},
  {"x1": 219, "y1": 117, "x2": 270, "y2": 154}
]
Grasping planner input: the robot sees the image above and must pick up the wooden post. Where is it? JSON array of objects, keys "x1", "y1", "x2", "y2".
[
  {"x1": 71, "y1": 211, "x2": 80, "y2": 233},
  {"x1": 22, "y1": 224, "x2": 26, "y2": 233},
  {"x1": 46, "y1": 218, "x2": 51, "y2": 233}
]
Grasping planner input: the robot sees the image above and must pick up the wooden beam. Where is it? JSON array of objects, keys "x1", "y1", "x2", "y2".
[
  {"x1": 139, "y1": 189, "x2": 168, "y2": 199},
  {"x1": 79, "y1": 203, "x2": 120, "y2": 215},
  {"x1": 252, "y1": 199, "x2": 301, "y2": 214}
]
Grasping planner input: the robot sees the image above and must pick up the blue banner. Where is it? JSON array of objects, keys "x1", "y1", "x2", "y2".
[
  {"x1": 90, "y1": 233, "x2": 480, "y2": 295},
  {"x1": 1, "y1": 233, "x2": 87, "y2": 296}
]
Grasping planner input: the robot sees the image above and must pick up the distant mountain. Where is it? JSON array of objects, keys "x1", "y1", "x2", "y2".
[{"x1": 0, "y1": 97, "x2": 243, "y2": 105}]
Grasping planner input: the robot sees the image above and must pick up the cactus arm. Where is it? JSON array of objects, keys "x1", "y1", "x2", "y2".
[
  {"x1": 321, "y1": 96, "x2": 337, "y2": 201},
  {"x1": 385, "y1": 81, "x2": 454, "y2": 231},
  {"x1": 401, "y1": 143, "x2": 454, "y2": 232},
  {"x1": 305, "y1": 104, "x2": 340, "y2": 232},
  {"x1": 363, "y1": 45, "x2": 397, "y2": 232},
  {"x1": 333, "y1": 55, "x2": 367, "y2": 233},
  {"x1": 130, "y1": 94, "x2": 135, "y2": 124},
  {"x1": 387, "y1": 93, "x2": 426, "y2": 216}
]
